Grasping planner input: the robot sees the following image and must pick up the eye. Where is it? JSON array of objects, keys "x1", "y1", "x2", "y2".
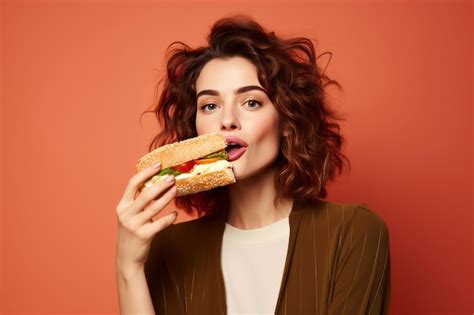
[
  {"x1": 200, "y1": 103, "x2": 218, "y2": 112},
  {"x1": 244, "y1": 99, "x2": 262, "y2": 109}
]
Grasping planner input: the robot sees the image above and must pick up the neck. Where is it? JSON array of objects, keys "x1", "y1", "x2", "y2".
[{"x1": 226, "y1": 164, "x2": 294, "y2": 229}]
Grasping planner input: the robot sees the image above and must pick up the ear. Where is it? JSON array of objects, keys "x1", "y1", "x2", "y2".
[{"x1": 280, "y1": 121, "x2": 289, "y2": 137}]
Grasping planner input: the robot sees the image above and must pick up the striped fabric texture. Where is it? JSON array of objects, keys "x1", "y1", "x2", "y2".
[{"x1": 145, "y1": 199, "x2": 391, "y2": 315}]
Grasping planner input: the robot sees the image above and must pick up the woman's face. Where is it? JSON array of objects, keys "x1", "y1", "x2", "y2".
[{"x1": 195, "y1": 56, "x2": 283, "y2": 180}]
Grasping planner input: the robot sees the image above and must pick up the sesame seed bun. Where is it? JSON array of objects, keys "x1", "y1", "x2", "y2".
[{"x1": 175, "y1": 168, "x2": 236, "y2": 196}]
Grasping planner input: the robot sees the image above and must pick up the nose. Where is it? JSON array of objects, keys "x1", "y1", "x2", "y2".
[{"x1": 220, "y1": 105, "x2": 241, "y2": 131}]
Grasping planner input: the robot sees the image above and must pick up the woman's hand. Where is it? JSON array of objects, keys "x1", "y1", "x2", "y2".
[{"x1": 115, "y1": 163, "x2": 178, "y2": 274}]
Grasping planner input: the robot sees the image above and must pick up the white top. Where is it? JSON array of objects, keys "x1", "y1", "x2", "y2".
[{"x1": 221, "y1": 217, "x2": 290, "y2": 315}]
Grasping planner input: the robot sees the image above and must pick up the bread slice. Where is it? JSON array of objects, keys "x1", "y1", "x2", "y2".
[
  {"x1": 175, "y1": 168, "x2": 235, "y2": 196},
  {"x1": 136, "y1": 132, "x2": 227, "y2": 172}
]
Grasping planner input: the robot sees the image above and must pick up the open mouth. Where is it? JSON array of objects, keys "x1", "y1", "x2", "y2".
[
  {"x1": 226, "y1": 144, "x2": 247, "y2": 161},
  {"x1": 226, "y1": 143, "x2": 242, "y2": 154}
]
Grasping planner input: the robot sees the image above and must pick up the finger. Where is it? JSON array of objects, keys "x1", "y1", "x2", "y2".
[
  {"x1": 135, "y1": 184, "x2": 177, "y2": 226},
  {"x1": 140, "y1": 211, "x2": 178, "y2": 239},
  {"x1": 120, "y1": 162, "x2": 162, "y2": 205},
  {"x1": 127, "y1": 175, "x2": 176, "y2": 216}
]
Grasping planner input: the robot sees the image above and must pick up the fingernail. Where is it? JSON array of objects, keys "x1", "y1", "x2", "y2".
[
  {"x1": 152, "y1": 162, "x2": 161, "y2": 169},
  {"x1": 166, "y1": 175, "x2": 175, "y2": 182}
]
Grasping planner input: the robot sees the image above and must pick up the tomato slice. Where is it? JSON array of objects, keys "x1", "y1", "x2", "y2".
[
  {"x1": 194, "y1": 157, "x2": 221, "y2": 164},
  {"x1": 171, "y1": 160, "x2": 195, "y2": 173}
]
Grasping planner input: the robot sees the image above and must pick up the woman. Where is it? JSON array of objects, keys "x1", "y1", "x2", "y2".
[{"x1": 115, "y1": 15, "x2": 391, "y2": 315}]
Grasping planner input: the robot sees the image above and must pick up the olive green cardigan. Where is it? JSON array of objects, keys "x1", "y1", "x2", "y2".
[{"x1": 145, "y1": 199, "x2": 391, "y2": 314}]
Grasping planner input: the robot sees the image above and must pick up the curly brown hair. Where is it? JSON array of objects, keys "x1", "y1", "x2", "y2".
[{"x1": 140, "y1": 14, "x2": 351, "y2": 218}]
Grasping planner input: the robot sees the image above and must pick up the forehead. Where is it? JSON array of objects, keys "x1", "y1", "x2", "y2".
[{"x1": 195, "y1": 56, "x2": 261, "y2": 92}]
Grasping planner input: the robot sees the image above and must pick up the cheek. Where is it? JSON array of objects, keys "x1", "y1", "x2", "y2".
[
  {"x1": 195, "y1": 113, "x2": 216, "y2": 134},
  {"x1": 250, "y1": 112, "x2": 280, "y2": 143},
  {"x1": 195, "y1": 116, "x2": 203, "y2": 134}
]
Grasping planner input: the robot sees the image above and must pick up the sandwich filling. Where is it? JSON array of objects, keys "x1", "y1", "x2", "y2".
[{"x1": 143, "y1": 150, "x2": 233, "y2": 189}]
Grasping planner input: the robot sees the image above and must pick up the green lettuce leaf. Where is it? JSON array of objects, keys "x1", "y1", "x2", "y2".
[
  {"x1": 158, "y1": 168, "x2": 182, "y2": 176},
  {"x1": 201, "y1": 150, "x2": 228, "y2": 160}
]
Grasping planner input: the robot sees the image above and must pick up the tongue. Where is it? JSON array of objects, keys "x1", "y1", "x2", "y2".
[{"x1": 227, "y1": 146, "x2": 241, "y2": 155}]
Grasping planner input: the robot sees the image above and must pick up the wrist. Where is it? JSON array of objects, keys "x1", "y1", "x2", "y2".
[{"x1": 116, "y1": 262, "x2": 145, "y2": 282}]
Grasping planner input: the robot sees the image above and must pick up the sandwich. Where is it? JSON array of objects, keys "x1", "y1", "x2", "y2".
[{"x1": 136, "y1": 132, "x2": 236, "y2": 196}]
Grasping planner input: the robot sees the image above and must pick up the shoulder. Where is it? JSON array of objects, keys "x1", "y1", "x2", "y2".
[
  {"x1": 147, "y1": 214, "x2": 219, "y2": 274},
  {"x1": 171, "y1": 213, "x2": 219, "y2": 239},
  {"x1": 152, "y1": 213, "x2": 221, "y2": 256},
  {"x1": 300, "y1": 199, "x2": 390, "y2": 242},
  {"x1": 148, "y1": 214, "x2": 209, "y2": 250}
]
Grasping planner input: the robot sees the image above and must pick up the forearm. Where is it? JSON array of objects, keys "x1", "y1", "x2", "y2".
[{"x1": 116, "y1": 265, "x2": 156, "y2": 315}]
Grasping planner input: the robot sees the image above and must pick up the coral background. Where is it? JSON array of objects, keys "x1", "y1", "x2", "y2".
[{"x1": 1, "y1": 0, "x2": 472, "y2": 314}]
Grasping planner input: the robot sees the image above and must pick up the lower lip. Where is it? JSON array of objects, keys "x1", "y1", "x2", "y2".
[{"x1": 227, "y1": 147, "x2": 247, "y2": 161}]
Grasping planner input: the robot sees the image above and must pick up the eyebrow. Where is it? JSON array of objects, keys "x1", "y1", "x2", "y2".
[{"x1": 196, "y1": 85, "x2": 267, "y2": 99}]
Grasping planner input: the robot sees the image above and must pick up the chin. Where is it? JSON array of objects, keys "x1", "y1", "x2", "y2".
[
  {"x1": 230, "y1": 161, "x2": 244, "y2": 180},
  {"x1": 230, "y1": 160, "x2": 250, "y2": 181},
  {"x1": 230, "y1": 161, "x2": 274, "y2": 182}
]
